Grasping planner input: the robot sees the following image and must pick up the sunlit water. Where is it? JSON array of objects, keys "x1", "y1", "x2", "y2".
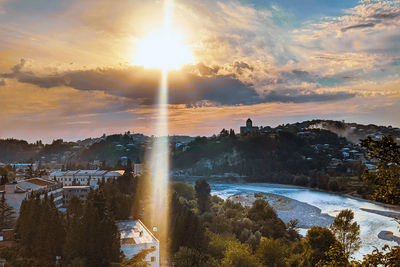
[{"x1": 211, "y1": 183, "x2": 400, "y2": 260}]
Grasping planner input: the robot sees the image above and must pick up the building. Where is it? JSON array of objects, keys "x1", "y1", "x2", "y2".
[
  {"x1": 240, "y1": 118, "x2": 260, "y2": 135},
  {"x1": 63, "y1": 185, "x2": 91, "y2": 206},
  {"x1": 11, "y1": 163, "x2": 37, "y2": 172},
  {"x1": 3, "y1": 178, "x2": 63, "y2": 214},
  {"x1": 118, "y1": 220, "x2": 160, "y2": 267},
  {"x1": 50, "y1": 170, "x2": 124, "y2": 187},
  {"x1": 133, "y1": 164, "x2": 144, "y2": 177}
]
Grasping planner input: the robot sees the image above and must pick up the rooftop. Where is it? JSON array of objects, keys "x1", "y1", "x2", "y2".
[
  {"x1": 118, "y1": 220, "x2": 158, "y2": 245},
  {"x1": 24, "y1": 178, "x2": 56, "y2": 187},
  {"x1": 63, "y1": 185, "x2": 91, "y2": 189}
]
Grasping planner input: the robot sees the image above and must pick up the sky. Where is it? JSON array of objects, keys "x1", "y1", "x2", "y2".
[{"x1": 0, "y1": 0, "x2": 400, "y2": 142}]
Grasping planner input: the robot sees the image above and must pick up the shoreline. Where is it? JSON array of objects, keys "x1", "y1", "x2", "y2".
[
  {"x1": 214, "y1": 190, "x2": 334, "y2": 229},
  {"x1": 173, "y1": 175, "x2": 400, "y2": 212}
]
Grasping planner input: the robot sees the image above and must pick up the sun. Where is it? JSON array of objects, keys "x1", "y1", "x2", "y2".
[
  {"x1": 133, "y1": 30, "x2": 194, "y2": 70},
  {"x1": 132, "y1": 0, "x2": 193, "y2": 70}
]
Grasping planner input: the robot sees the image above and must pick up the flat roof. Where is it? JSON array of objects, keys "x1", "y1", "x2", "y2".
[
  {"x1": 63, "y1": 186, "x2": 90, "y2": 189},
  {"x1": 118, "y1": 220, "x2": 158, "y2": 245},
  {"x1": 24, "y1": 178, "x2": 55, "y2": 187}
]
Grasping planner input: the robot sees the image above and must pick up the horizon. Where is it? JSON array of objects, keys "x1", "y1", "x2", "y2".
[{"x1": 1, "y1": 117, "x2": 398, "y2": 144}]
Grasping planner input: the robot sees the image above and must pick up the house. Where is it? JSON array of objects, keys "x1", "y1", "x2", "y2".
[
  {"x1": 50, "y1": 170, "x2": 124, "y2": 188},
  {"x1": 3, "y1": 178, "x2": 63, "y2": 214},
  {"x1": 118, "y1": 220, "x2": 160, "y2": 267},
  {"x1": 240, "y1": 118, "x2": 260, "y2": 136}
]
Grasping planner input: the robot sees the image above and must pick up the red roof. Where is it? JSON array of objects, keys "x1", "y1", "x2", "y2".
[{"x1": 24, "y1": 178, "x2": 54, "y2": 187}]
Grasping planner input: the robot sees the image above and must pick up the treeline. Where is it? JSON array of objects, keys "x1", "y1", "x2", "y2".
[
  {"x1": 0, "y1": 134, "x2": 145, "y2": 167},
  {"x1": 172, "y1": 130, "x2": 356, "y2": 188},
  {"x1": 2, "y1": 190, "x2": 120, "y2": 266},
  {"x1": 173, "y1": 130, "x2": 346, "y2": 175},
  {"x1": 0, "y1": 171, "x2": 144, "y2": 266}
]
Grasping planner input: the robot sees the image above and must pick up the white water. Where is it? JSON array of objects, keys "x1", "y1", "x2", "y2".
[{"x1": 211, "y1": 183, "x2": 400, "y2": 260}]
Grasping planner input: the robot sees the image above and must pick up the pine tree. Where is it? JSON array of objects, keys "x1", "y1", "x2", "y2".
[
  {"x1": 195, "y1": 179, "x2": 211, "y2": 213},
  {"x1": 0, "y1": 194, "x2": 14, "y2": 231}
]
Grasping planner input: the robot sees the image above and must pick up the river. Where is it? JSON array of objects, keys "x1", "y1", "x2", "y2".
[{"x1": 210, "y1": 183, "x2": 400, "y2": 260}]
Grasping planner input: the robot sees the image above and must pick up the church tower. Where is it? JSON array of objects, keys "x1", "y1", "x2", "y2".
[{"x1": 246, "y1": 118, "x2": 252, "y2": 128}]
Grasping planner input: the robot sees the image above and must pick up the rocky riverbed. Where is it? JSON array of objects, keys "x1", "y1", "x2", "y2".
[{"x1": 228, "y1": 192, "x2": 334, "y2": 228}]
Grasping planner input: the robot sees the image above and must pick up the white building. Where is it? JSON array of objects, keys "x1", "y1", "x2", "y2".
[
  {"x1": 50, "y1": 170, "x2": 124, "y2": 187},
  {"x1": 2, "y1": 178, "x2": 63, "y2": 214},
  {"x1": 118, "y1": 220, "x2": 160, "y2": 267}
]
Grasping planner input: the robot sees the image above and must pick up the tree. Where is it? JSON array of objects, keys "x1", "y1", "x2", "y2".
[
  {"x1": 0, "y1": 194, "x2": 14, "y2": 231},
  {"x1": 330, "y1": 209, "x2": 361, "y2": 257},
  {"x1": 16, "y1": 195, "x2": 65, "y2": 266},
  {"x1": 195, "y1": 179, "x2": 211, "y2": 213},
  {"x1": 169, "y1": 193, "x2": 207, "y2": 253},
  {"x1": 302, "y1": 226, "x2": 338, "y2": 267},
  {"x1": 173, "y1": 247, "x2": 215, "y2": 267},
  {"x1": 81, "y1": 190, "x2": 121, "y2": 267},
  {"x1": 316, "y1": 243, "x2": 349, "y2": 267},
  {"x1": 247, "y1": 199, "x2": 287, "y2": 239},
  {"x1": 256, "y1": 237, "x2": 288, "y2": 267},
  {"x1": 220, "y1": 241, "x2": 262, "y2": 267},
  {"x1": 361, "y1": 136, "x2": 400, "y2": 204},
  {"x1": 361, "y1": 245, "x2": 400, "y2": 266}
]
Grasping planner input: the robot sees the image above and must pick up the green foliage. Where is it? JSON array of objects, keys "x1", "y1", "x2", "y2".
[
  {"x1": 220, "y1": 240, "x2": 262, "y2": 267},
  {"x1": 16, "y1": 195, "x2": 65, "y2": 266},
  {"x1": 195, "y1": 179, "x2": 211, "y2": 213},
  {"x1": 169, "y1": 193, "x2": 208, "y2": 253},
  {"x1": 361, "y1": 245, "x2": 400, "y2": 266},
  {"x1": 330, "y1": 209, "x2": 361, "y2": 257},
  {"x1": 255, "y1": 237, "x2": 288, "y2": 267},
  {"x1": 171, "y1": 182, "x2": 195, "y2": 201},
  {"x1": 302, "y1": 226, "x2": 338, "y2": 267},
  {"x1": 361, "y1": 136, "x2": 400, "y2": 204},
  {"x1": 16, "y1": 189, "x2": 121, "y2": 267},
  {"x1": 316, "y1": 243, "x2": 350, "y2": 267},
  {"x1": 247, "y1": 199, "x2": 287, "y2": 239},
  {"x1": 206, "y1": 231, "x2": 236, "y2": 260},
  {"x1": 173, "y1": 247, "x2": 217, "y2": 267},
  {"x1": 0, "y1": 194, "x2": 14, "y2": 231}
]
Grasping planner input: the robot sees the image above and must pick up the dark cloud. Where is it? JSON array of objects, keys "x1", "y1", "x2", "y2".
[
  {"x1": 370, "y1": 11, "x2": 400, "y2": 20},
  {"x1": 341, "y1": 23, "x2": 375, "y2": 32},
  {"x1": 233, "y1": 61, "x2": 254, "y2": 75},
  {"x1": 263, "y1": 89, "x2": 355, "y2": 103},
  {"x1": 1, "y1": 60, "x2": 355, "y2": 106}
]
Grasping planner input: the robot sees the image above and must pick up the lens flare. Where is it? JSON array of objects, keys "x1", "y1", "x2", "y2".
[
  {"x1": 133, "y1": 0, "x2": 193, "y2": 70},
  {"x1": 146, "y1": 0, "x2": 175, "y2": 262}
]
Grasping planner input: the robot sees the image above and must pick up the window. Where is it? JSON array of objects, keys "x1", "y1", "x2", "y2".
[{"x1": 151, "y1": 257, "x2": 155, "y2": 262}]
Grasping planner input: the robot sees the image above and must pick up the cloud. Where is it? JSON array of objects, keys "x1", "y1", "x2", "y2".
[
  {"x1": 341, "y1": 23, "x2": 375, "y2": 32},
  {"x1": 1, "y1": 60, "x2": 355, "y2": 106}
]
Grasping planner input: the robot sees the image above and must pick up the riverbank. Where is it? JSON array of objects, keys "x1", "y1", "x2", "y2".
[
  {"x1": 173, "y1": 175, "x2": 400, "y2": 212},
  {"x1": 210, "y1": 182, "x2": 400, "y2": 259},
  {"x1": 227, "y1": 191, "x2": 334, "y2": 229}
]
